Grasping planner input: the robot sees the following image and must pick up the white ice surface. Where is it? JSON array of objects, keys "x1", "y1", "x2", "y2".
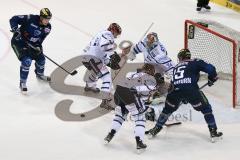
[{"x1": 0, "y1": 0, "x2": 240, "y2": 160}]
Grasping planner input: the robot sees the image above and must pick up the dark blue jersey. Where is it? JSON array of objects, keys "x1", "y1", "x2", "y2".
[
  {"x1": 10, "y1": 14, "x2": 51, "y2": 47},
  {"x1": 172, "y1": 58, "x2": 217, "y2": 90}
]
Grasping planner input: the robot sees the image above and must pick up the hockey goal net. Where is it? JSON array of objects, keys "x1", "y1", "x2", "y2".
[{"x1": 184, "y1": 19, "x2": 240, "y2": 108}]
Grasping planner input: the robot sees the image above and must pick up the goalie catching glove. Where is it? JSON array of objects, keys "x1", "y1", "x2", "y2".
[
  {"x1": 208, "y1": 76, "x2": 218, "y2": 87},
  {"x1": 107, "y1": 52, "x2": 121, "y2": 70},
  {"x1": 154, "y1": 73, "x2": 164, "y2": 85}
]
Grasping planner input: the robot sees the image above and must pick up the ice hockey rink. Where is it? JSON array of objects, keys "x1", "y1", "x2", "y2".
[{"x1": 1, "y1": 0, "x2": 240, "y2": 159}]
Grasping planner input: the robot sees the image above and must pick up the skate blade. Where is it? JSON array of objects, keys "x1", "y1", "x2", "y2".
[
  {"x1": 20, "y1": 90, "x2": 27, "y2": 95},
  {"x1": 136, "y1": 148, "x2": 146, "y2": 154},
  {"x1": 37, "y1": 78, "x2": 51, "y2": 83},
  {"x1": 210, "y1": 136, "x2": 223, "y2": 143},
  {"x1": 104, "y1": 140, "x2": 109, "y2": 145},
  {"x1": 147, "y1": 134, "x2": 155, "y2": 139}
]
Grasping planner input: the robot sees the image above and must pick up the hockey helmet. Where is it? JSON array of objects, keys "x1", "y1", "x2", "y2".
[
  {"x1": 40, "y1": 8, "x2": 52, "y2": 19},
  {"x1": 142, "y1": 63, "x2": 155, "y2": 76},
  {"x1": 108, "y1": 23, "x2": 122, "y2": 36},
  {"x1": 146, "y1": 32, "x2": 159, "y2": 47},
  {"x1": 177, "y1": 48, "x2": 191, "y2": 60}
]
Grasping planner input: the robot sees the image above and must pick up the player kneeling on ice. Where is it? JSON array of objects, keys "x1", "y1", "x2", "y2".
[
  {"x1": 104, "y1": 64, "x2": 165, "y2": 152},
  {"x1": 128, "y1": 32, "x2": 175, "y2": 78},
  {"x1": 145, "y1": 49, "x2": 223, "y2": 142},
  {"x1": 82, "y1": 23, "x2": 123, "y2": 108},
  {"x1": 10, "y1": 8, "x2": 52, "y2": 94}
]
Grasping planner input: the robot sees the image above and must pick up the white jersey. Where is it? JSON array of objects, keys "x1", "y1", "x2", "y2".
[
  {"x1": 83, "y1": 30, "x2": 115, "y2": 65},
  {"x1": 117, "y1": 72, "x2": 156, "y2": 95},
  {"x1": 132, "y1": 38, "x2": 175, "y2": 73}
]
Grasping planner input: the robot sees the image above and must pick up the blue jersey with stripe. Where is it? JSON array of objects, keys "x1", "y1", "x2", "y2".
[
  {"x1": 172, "y1": 59, "x2": 217, "y2": 90},
  {"x1": 10, "y1": 14, "x2": 51, "y2": 47}
]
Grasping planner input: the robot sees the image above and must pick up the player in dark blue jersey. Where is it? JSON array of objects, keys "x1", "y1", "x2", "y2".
[
  {"x1": 10, "y1": 8, "x2": 52, "y2": 93},
  {"x1": 146, "y1": 48, "x2": 222, "y2": 142}
]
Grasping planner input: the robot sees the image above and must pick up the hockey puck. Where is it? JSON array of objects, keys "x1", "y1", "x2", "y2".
[{"x1": 80, "y1": 114, "x2": 85, "y2": 117}]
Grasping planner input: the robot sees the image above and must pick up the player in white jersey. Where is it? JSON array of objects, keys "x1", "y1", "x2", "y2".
[
  {"x1": 82, "y1": 23, "x2": 122, "y2": 106},
  {"x1": 129, "y1": 32, "x2": 175, "y2": 78},
  {"x1": 104, "y1": 64, "x2": 167, "y2": 152}
]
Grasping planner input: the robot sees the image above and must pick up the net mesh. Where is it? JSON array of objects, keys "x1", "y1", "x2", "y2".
[{"x1": 185, "y1": 19, "x2": 240, "y2": 107}]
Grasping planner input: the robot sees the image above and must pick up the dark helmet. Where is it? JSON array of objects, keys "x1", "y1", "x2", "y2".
[
  {"x1": 40, "y1": 8, "x2": 52, "y2": 19},
  {"x1": 108, "y1": 23, "x2": 122, "y2": 35},
  {"x1": 177, "y1": 48, "x2": 191, "y2": 60},
  {"x1": 142, "y1": 63, "x2": 155, "y2": 76}
]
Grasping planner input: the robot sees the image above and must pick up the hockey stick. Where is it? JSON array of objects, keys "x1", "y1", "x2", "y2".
[
  {"x1": 164, "y1": 122, "x2": 182, "y2": 127},
  {"x1": 26, "y1": 42, "x2": 78, "y2": 76},
  {"x1": 145, "y1": 122, "x2": 182, "y2": 134},
  {"x1": 112, "y1": 22, "x2": 154, "y2": 81},
  {"x1": 199, "y1": 82, "x2": 209, "y2": 90},
  {"x1": 44, "y1": 54, "x2": 78, "y2": 76}
]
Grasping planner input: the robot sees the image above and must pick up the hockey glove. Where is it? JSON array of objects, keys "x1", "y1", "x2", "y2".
[
  {"x1": 10, "y1": 26, "x2": 21, "y2": 40},
  {"x1": 145, "y1": 108, "x2": 155, "y2": 121},
  {"x1": 10, "y1": 26, "x2": 20, "y2": 33},
  {"x1": 27, "y1": 43, "x2": 43, "y2": 56},
  {"x1": 208, "y1": 76, "x2": 218, "y2": 87},
  {"x1": 154, "y1": 73, "x2": 164, "y2": 85},
  {"x1": 107, "y1": 52, "x2": 121, "y2": 70},
  {"x1": 107, "y1": 63, "x2": 120, "y2": 70},
  {"x1": 34, "y1": 46, "x2": 42, "y2": 55}
]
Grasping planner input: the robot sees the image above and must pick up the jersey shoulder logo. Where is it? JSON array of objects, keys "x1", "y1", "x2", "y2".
[{"x1": 44, "y1": 28, "x2": 51, "y2": 33}]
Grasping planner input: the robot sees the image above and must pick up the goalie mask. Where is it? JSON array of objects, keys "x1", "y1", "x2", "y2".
[
  {"x1": 142, "y1": 64, "x2": 155, "y2": 76},
  {"x1": 146, "y1": 32, "x2": 159, "y2": 47}
]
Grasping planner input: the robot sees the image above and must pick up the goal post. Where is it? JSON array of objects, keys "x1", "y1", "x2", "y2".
[{"x1": 184, "y1": 19, "x2": 240, "y2": 108}]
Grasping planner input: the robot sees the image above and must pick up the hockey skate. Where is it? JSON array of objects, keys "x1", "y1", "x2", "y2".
[
  {"x1": 145, "y1": 108, "x2": 155, "y2": 122},
  {"x1": 36, "y1": 74, "x2": 51, "y2": 82},
  {"x1": 84, "y1": 84, "x2": 100, "y2": 93},
  {"x1": 100, "y1": 99, "x2": 113, "y2": 110},
  {"x1": 196, "y1": 7, "x2": 202, "y2": 11},
  {"x1": 209, "y1": 128, "x2": 223, "y2": 143},
  {"x1": 104, "y1": 129, "x2": 116, "y2": 144},
  {"x1": 203, "y1": 5, "x2": 211, "y2": 10},
  {"x1": 19, "y1": 82, "x2": 27, "y2": 94},
  {"x1": 136, "y1": 136, "x2": 147, "y2": 154},
  {"x1": 145, "y1": 126, "x2": 162, "y2": 138}
]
